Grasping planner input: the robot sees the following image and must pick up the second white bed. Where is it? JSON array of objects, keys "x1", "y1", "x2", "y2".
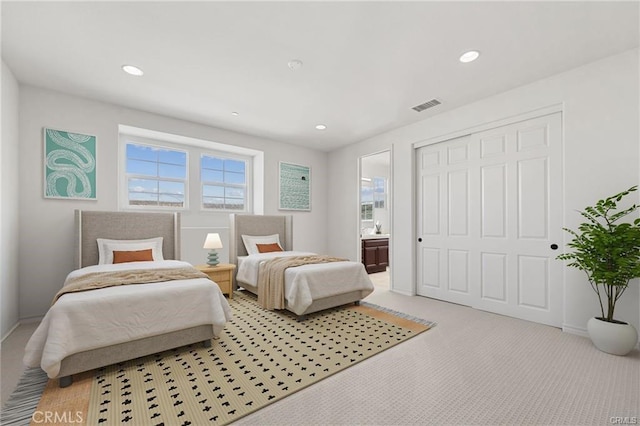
[{"x1": 236, "y1": 251, "x2": 374, "y2": 316}]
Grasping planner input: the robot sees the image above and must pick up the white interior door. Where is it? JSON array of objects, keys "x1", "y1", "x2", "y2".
[{"x1": 416, "y1": 112, "x2": 563, "y2": 327}]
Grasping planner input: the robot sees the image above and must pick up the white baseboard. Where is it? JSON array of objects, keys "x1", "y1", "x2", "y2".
[
  {"x1": 562, "y1": 324, "x2": 589, "y2": 338},
  {"x1": 563, "y1": 323, "x2": 640, "y2": 350},
  {"x1": 390, "y1": 288, "x2": 414, "y2": 297},
  {"x1": 1, "y1": 322, "x2": 20, "y2": 343},
  {"x1": 1, "y1": 315, "x2": 44, "y2": 342},
  {"x1": 19, "y1": 315, "x2": 44, "y2": 324}
]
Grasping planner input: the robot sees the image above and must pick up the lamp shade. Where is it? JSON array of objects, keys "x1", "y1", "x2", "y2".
[{"x1": 203, "y1": 233, "x2": 223, "y2": 249}]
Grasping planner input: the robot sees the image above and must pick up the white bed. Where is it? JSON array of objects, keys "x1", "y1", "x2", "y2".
[
  {"x1": 230, "y1": 214, "x2": 374, "y2": 316},
  {"x1": 24, "y1": 210, "x2": 232, "y2": 387}
]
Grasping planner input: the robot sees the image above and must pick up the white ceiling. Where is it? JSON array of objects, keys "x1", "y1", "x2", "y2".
[{"x1": 2, "y1": 1, "x2": 638, "y2": 152}]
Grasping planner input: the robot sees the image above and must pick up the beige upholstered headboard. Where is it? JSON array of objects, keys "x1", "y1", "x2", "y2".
[
  {"x1": 75, "y1": 210, "x2": 181, "y2": 268},
  {"x1": 228, "y1": 214, "x2": 293, "y2": 266}
]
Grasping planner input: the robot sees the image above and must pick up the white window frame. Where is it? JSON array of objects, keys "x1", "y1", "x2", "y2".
[
  {"x1": 200, "y1": 152, "x2": 251, "y2": 212},
  {"x1": 121, "y1": 136, "x2": 189, "y2": 211},
  {"x1": 118, "y1": 128, "x2": 258, "y2": 214},
  {"x1": 360, "y1": 177, "x2": 374, "y2": 222}
]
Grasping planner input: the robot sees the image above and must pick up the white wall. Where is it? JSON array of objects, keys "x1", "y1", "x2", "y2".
[
  {"x1": 18, "y1": 85, "x2": 328, "y2": 320},
  {"x1": 328, "y1": 48, "x2": 640, "y2": 335},
  {"x1": 1, "y1": 61, "x2": 20, "y2": 338}
]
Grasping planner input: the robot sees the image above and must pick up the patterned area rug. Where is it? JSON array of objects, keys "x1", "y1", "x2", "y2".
[{"x1": 8, "y1": 291, "x2": 434, "y2": 426}]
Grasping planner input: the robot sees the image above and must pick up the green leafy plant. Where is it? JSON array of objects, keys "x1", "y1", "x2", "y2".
[{"x1": 557, "y1": 186, "x2": 640, "y2": 323}]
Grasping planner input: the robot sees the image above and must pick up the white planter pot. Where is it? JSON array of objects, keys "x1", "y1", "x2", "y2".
[{"x1": 587, "y1": 317, "x2": 638, "y2": 356}]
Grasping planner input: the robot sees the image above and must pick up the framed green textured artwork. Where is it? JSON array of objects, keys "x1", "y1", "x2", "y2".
[
  {"x1": 279, "y1": 162, "x2": 310, "y2": 211},
  {"x1": 44, "y1": 128, "x2": 97, "y2": 200}
]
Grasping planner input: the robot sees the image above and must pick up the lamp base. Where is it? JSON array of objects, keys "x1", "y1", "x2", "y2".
[{"x1": 207, "y1": 250, "x2": 219, "y2": 266}]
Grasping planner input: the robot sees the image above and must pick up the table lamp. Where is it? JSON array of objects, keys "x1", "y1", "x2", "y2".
[{"x1": 203, "y1": 233, "x2": 223, "y2": 266}]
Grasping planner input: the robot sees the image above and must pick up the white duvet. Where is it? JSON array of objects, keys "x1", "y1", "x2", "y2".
[
  {"x1": 236, "y1": 251, "x2": 374, "y2": 315},
  {"x1": 24, "y1": 260, "x2": 232, "y2": 378}
]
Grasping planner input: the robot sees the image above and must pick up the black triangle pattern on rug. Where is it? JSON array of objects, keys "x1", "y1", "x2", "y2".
[{"x1": 88, "y1": 291, "x2": 430, "y2": 425}]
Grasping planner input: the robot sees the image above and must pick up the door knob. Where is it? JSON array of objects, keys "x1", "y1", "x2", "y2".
[
  {"x1": 418, "y1": 238, "x2": 422, "y2": 242},
  {"x1": 550, "y1": 244, "x2": 558, "y2": 250}
]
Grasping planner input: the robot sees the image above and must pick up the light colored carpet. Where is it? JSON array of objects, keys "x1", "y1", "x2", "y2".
[
  {"x1": 4, "y1": 280, "x2": 639, "y2": 425},
  {"x1": 4, "y1": 290, "x2": 432, "y2": 425},
  {"x1": 237, "y1": 287, "x2": 640, "y2": 425}
]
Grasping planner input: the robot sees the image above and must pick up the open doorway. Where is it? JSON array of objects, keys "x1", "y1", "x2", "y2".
[{"x1": 359, "y1": 150, "x2": 391, "y2": 289}]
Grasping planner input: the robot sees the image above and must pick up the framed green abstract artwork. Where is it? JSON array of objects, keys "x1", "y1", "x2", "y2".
[
  {"x1": 44, "y1": 128, "x2": 97, "y2": 200},
  {"x1": 279, "y1": 162, "x2": 310, "y2": 211}
]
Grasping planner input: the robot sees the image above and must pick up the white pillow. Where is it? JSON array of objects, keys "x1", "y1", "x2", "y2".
[
  {"x1": 97, "y1": 237, "x2": 164, "y2": 264},
  {"x1": 241, "y1": 234, "x2": 282, "y2": 255}
]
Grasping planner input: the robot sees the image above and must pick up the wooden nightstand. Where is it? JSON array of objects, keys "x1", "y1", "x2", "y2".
[{"x1": 195, "y1": 263, "x2": 236, "y2": 299}]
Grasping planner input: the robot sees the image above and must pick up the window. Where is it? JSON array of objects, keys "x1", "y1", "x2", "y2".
[
  {"x1": 125, "y1": 143, "x2": 187, "y2": 208},
  {"x1": 119, "y1": 127, "x2": 259, "y2": 213},
  {"x1": 361, "y1": 178, "x2": 373, "y2": 221},
  {"x1": 373, "y1": 177, "x2": 386, "y2": 209},
  {"x1": 201, "y1": 155, "x2": 247, "y2": 210}
]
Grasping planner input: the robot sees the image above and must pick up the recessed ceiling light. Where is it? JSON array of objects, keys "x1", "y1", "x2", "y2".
[
  {"x1": 315, "y1": 124, "x2": 327, "y2": 130},
  {"x1": 288, "y1": 59, "x2": 303, "y2": 71},
  {"x1": 231, "y1": 111, "x2": 239, "y2": 116},
  {"x1": 459, "y1": 50, "x2": 480, "y2": 63},
  {"x1": 122, "y1": 65, "x2": 144, "y2": 76}
]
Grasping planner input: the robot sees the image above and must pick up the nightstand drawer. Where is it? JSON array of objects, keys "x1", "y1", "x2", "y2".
[{"x1": 208, "y1": 270, "x2": 230, "y2": 283}]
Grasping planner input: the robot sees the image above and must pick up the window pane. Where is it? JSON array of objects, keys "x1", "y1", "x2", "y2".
[
  {"x1": 129, "y1": 178, "x2": 159, "y2": 206},
  {"x1": 201, "y1": 169, "x2": 223, "y2": 183},
  {"x1": 159, "y1": 193, "x2": 184, "y2": 207},
  {"x1": 129, "y1": 192, "x2": 157, "y2": 202},
  {"x1": 225, "y1": 187, "x2": 244, "y2": 199},
  {"x1": 202, "y1": 156, "x2": 223, "y2": 170},
  {"x1": 125, "y1": 143, "x2": 188, "y2": 209},
  {"x1": 129, "y1": 178, "x2": 158, "y2": 194},
  {"x1": 130, "y1": 200, "x2": 158, "y2": 207},
  {"x1": 361, "y1": 186, "x2": 373, "y2": 202},
  {"x1": 158, "y1": 149, "x2": 186, "y2": 166},
  {"x1": 361, "y1": 203, "x2": 373, "y2": 220},
  {"x1": 224, "y1": 159, "x2": 245, "y2": 173},
  {"x1": 158, "y1": 163, "x2": 186, "y2": 179},
  {"x1": 203, "y1": 196, "x2": 224, "y2": 209},
  {"x1": 159, "y1": 180, "x2": 184, "y2": 195},
  {"x1": 203, "y1": 184, "x2": 224, "y2": 197},
  {"x1": 224, "y1": 171, "x2": 245, "y2": 184},
  {"x1": 225, "y1": 198, "x2": 244, "y2": 210},
  {"x1": 201, "y1": 155, "x2": 247, "y2": 211},
  {"x1": 127, "y1": 159, "x2": 157, "y2": 176},
  {"x1": 127, "y1": 144, "x2": 157, "y2": 161},
  {"x1": 374, "y1": 177, "x2": 385, "y2": 192},
  {"x1": 158, "y1": 181, "x2": 184, "y2": 207}
]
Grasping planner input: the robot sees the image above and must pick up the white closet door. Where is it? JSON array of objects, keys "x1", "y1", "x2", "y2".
[{"x1": 416, "y1": 112, "x2": 563, "y2": 327}]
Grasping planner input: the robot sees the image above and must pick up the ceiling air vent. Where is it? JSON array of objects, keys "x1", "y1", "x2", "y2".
[{"x1": 411, "y1": 98, "x2": 441, "y2": 112}]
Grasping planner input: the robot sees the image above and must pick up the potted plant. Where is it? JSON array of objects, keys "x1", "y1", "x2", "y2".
[{"x1": 557, "y1": 186, "x2": 640, "y2": 355}]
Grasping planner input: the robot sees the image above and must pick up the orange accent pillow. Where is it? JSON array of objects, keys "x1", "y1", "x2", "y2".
[
  {"x1": 112, "y1": 249, "x2": 154, "y2": 264},
  {"x1": 256, "y1": 243, "x2": 283, "y2": 253}
]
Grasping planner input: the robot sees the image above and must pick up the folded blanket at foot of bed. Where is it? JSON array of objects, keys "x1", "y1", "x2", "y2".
[{"x1": 257, "y1": 255, "x2": 347, "y2": 310}]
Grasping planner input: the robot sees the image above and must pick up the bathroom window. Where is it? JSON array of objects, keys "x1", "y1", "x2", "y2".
[
  {"x1": 373, "y1": 177, "x2": 386, "y2": 209},
  {"x1": 361, "y1": 178, "x2": 374, "y2": 221}
]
